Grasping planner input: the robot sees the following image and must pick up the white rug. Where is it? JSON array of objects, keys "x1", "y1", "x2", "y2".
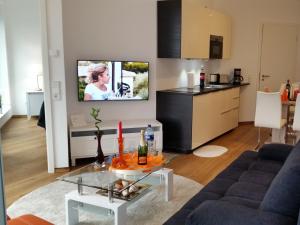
[
  {"x1": 7, "y1": 174, "x2": 203, "y2": 225},
  {"x1": 193, "y1": 145, "x2": 228, "y2": 158}
]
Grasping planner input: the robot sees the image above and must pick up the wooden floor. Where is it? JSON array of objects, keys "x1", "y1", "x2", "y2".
[
  {"x1": 166, "y1": 124, "x2": 269, "y2": 185},
  {"x1": 1, "y1": 117, "x2": 65, "y2": 206},
  {"x1": 1, "y1": 118, "x2": 269, "y2": 206}
]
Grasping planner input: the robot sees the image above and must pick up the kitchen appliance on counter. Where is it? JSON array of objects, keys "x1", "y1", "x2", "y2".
[
  {"x1": 210, "y1": 73, "x2": 220, "y2": 84},
  {"x1": 233, "y1": 68, "x2": 244, "y2": 85},
  {"x1": 219, "y1": 74, "x2": 230, "y2": 84}
]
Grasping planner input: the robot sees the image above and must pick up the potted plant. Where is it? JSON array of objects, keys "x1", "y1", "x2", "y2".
[{"x1": 90, "y1": 107, "x2": 105, "y2": 167}]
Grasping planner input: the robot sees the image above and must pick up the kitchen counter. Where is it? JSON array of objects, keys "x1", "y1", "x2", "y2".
[
  {"x1": 157, "y1": 84, "x2": 248, "y2": 153},
  {"x1": 157, "y1": 83, "x2": 249, "y2": 95}
]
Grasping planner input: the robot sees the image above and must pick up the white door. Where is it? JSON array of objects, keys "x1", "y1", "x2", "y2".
[{"x1": 259, "y1": 23, "x2": 298, "y2": 91}]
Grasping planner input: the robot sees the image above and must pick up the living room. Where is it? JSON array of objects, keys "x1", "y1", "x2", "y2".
[{"x1": 1, "y1": 0, "x2": 300, "y2": 224}]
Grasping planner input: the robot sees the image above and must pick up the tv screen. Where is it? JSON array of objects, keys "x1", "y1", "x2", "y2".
[{"x1": 77, "y1": 60, "x2": 149, "y2": 101}]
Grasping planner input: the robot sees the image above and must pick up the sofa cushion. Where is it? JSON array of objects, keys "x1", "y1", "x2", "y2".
[
  {"x1": 261, "y1": 142, "x2": 300, "y2": 218},
  {"x1": 221, "y1": 196, "x2": 261, "y2": 209},
  {"x1": 249, "y1": 159, "x2": 283, "y2": 174},
  {"x1": 216, "y1": 167, "x2": 245, "y2": 181},
  {"x1": 163, "y1": 209, "x2": 192, "y2": 225},
  {"x1": 183, "y1": 191, "x2": 221, "y2": 210},
  {"x1": 202, "y1": 178, "x2": 235, "y2": 195},
  {"x1": 239, "y1": 170, "x2": 275, "y2": 186},
  {"x1": 163, "y1": 192, "x2": 221, "y2": 225},
  {"x1": 225, "y1": 181, "x2": 268, "y2": 201},
  {"x1": 185, "y1": 200, "x2": 296, "y2": 225},
  {"x1": 258, "y1": 143, "x2": 293, "y2": 162},
  {"x1": 229, "y1": 151, "x2": 258, "y2": 170}
]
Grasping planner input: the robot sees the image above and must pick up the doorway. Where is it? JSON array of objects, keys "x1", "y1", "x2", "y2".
[
  {"x1": 1, "y1": 0, "x2": 56, "y2": 207},
  {"x1": 259, "y1": 23, "x2": 299, "y2": 91}
]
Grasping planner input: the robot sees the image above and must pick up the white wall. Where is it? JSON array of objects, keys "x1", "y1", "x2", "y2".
[
  {"x1": 62, "y1": 0, "x2": 206, "y2": 122},
  {"x1": 208, "y1": 0, "x2": 300, "y2": 121},
  {"x1": 0, "y1": 4, "x2": 10, "y2": 109},
  {"x1": 62, "y1": 0, "x2": 157, "y2": 121},
  {"x1": 5, "y1": 0, "x2": 43, "y2": 115},
  {"x1": 157, "y1": 59, "x2": 207, "y2": 90},
  {"x1": 45, "y1": 0, "x2": 69, "y2": 168}
]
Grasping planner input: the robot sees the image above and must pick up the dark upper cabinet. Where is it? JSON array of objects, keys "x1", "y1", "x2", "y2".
[
  {"x1": 157, "y1": 0, "x2": 181, "y2": 58},
  {"x1": 157, "y1": 0, "x2": 231, "y2": 59}
]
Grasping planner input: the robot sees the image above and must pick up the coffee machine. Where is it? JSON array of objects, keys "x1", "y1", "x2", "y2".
[{"x1": 233, "y1": 68, "x2": 243, "y2": 85}]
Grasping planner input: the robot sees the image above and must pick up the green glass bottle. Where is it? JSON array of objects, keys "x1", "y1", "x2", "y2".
[{"x1": 138, "y1": 130, "x2": 148, "y2": 165}]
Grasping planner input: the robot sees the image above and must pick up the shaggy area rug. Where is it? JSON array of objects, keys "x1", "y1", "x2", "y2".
[{"x1": 8, "y1": 174, "x2": 203, "y2": 225}]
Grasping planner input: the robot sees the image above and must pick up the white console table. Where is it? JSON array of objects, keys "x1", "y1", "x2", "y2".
[
  {"x1": 26, "y1": 91, "x2": 44, "y2": 119},
  {"x1": 69, "y1": 119, "x2": 163, "y2": 166}
]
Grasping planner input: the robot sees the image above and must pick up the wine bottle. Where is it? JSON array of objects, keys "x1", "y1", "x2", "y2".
[
  {"x1": 200, "y1": 68, "x2": 205, "y2": 89},
  {"x1": 138, "y1": 130, "x2": 148, "y2": 165}
]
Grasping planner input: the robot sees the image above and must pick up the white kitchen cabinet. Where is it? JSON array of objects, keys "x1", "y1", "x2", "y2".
[
  {"x1": 192, "y1": 87, "x2": 240, "y2": 148},
  {"x1": 181, "y1": 1, "x2": 210, "y2": 59},
  {"x1": 209, "y1": 10, "x2": 232, "y2": 59}
]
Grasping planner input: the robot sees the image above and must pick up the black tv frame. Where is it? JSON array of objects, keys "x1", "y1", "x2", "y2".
[{"x1": 77, "y1": 60, "x2": 150, "y2": 102}]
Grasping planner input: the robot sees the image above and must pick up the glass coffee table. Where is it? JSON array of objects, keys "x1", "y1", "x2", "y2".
[{"x1": 59, "y1": 154, "x2": 173, "y2": 225}]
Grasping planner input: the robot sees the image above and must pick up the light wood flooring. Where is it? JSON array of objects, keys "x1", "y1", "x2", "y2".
[
  {"x1": 1, "y1": 118, "x2": 269, "y2": 207},
  {"x1": 1, "y1": 117, "x2": 65, "y2": 206}
]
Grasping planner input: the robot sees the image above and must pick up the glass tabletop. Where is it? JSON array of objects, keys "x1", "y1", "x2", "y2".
[
  {"x1": 58, "y1": 162, "x2": 155, "y2": 201},
  {"x1": 59, "y1": 165, "x2": 121, "y2": 190},
  {"x1": 58, "y1": 152, "x2": 177, "y2": 200}
]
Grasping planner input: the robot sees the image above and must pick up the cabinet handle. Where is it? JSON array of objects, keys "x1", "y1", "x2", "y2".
[
  {"x1": 233, "y1": 97, "x2": 240, "y2": 100},
  {"x1": 94, "y1": 137, "x2": 97, "y2": 140},
  {"x1": 221, "y1": 109, "x2": 232, "y2": 115}
]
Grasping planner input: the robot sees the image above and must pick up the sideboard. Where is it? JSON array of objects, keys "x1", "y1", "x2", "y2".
[{"x1": 69, "y1": 119, "x2": 163, "y2": 166}]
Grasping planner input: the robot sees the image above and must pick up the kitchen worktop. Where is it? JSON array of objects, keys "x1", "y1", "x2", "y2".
[{"x1": 157, "y1": 83, "x2": 250, "y2": 96}]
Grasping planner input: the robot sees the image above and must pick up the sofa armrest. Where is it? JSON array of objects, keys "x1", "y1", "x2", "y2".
[
  {"x1": 258, "y1": 143, "x2": 294, "y2": 162},
  {"x1": 185, "y1": 200, "x2": 295, "y2": 225}
]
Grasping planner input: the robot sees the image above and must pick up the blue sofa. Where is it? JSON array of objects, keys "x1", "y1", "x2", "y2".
[{"x1": 164, "y1": 142, "x2": 300, "y2": 225}]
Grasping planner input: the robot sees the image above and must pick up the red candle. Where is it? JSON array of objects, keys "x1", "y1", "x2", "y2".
[{"x1": 118, "y1": 121, "x2": 123, "y2": 139}]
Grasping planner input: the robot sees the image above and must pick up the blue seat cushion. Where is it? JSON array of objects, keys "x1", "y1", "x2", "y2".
[
  {"x1": 186, "y1": 200, "x2": 296, "y2": 225},
  {"x1": 181, "y1": 191, "x2": 221, "y2": 210},
  {"x1": 249, "y1": 159, "x2": 283, "y2": 174},
  {"x1": 163, "y1": 208, "x2": 192, "y2": 225},
  {"x1": 229, "y1": 151, "x2": 258, "y2": 170},
  {"x1": 261, "y1": 142, "x2": 300, "y2": 218},
  {"x1": 239, "y1": 170, "x2": 275, "y2": 186},
  {"x1": 163, "y1": 192, "x2": 221, "y2": 225},
  {"x1": 225, "y1": 181, "x2": 268, "y2": 201},
  {"x1": 216, "y1": 167, "x2": 245, "y2": 181},
  {"x1": 201, "y1": 178, "x2": 235, "y2": 195},
  {"x1": 221, "y1": 196, "x2": 261, "y2": 209}
]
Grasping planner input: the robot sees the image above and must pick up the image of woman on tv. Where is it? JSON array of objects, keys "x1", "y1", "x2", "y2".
[{"x1": 84, "y1": 63, "x2": 114, "y2": 100}]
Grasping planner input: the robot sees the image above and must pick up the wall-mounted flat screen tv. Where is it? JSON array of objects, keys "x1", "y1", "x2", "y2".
[{"x1": 77, "y1": 60, "x2": 149, "y2": 101}]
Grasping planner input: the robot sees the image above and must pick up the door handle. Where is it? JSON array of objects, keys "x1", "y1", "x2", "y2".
[{"x1": 261, "y1": 74, "x2": 271, "y2": 78}]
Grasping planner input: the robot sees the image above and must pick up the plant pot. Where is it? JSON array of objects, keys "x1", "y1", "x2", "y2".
[{"x1": 95, "y1": 131, "x2": 105, "y2": 166}]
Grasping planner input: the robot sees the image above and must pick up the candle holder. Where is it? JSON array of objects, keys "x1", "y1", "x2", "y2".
[{"x1": 114, "y1": 137, "x2": 127, "y2": 169}]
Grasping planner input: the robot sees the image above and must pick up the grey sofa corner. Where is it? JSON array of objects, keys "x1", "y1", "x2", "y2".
[{"x1": 164, "y1": 142, "x2": 300, "y2": 225}]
